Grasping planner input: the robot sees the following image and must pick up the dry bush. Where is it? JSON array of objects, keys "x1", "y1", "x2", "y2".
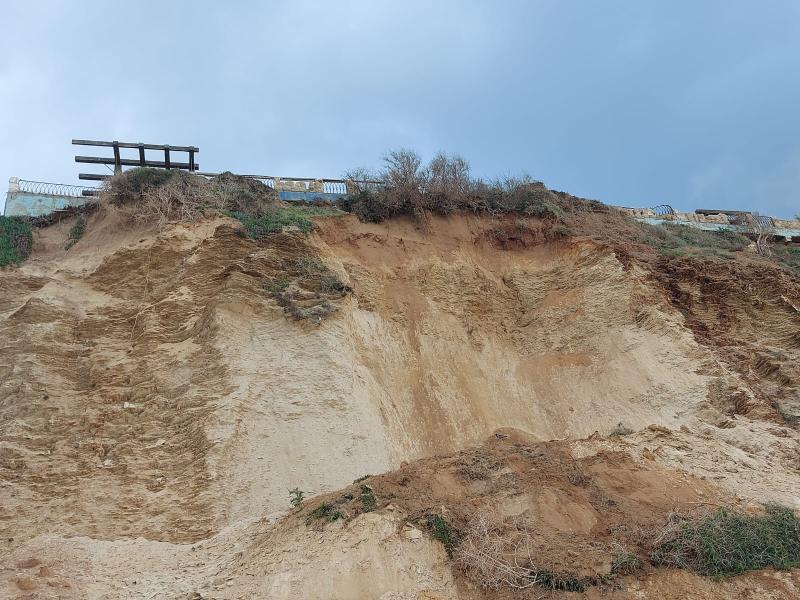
[
  {"x1": 101, "y1": 168, "x2": 278, "y2": 229},
  {"x1": 456, "y1": 514, "x2": 541, "y2": 590},
  {"x1": 421, "y1": 152, "x2": 475, "y2": 214},
  {"x1": 343, "y1": 151, "x2": 583, "y2": 225}
]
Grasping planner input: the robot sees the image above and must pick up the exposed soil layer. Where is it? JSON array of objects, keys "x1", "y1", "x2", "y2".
[{"x1": 0, "y1": 208, "x2": 798, "y2": 599}]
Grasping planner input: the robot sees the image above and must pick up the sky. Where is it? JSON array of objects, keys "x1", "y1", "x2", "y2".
[{"x1": 1, "y1": 1, "x2": 799, "y2": 218}]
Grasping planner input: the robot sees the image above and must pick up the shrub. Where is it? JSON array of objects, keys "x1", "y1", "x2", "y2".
[
  {"x1": 611, "y1": 548, "x2": 642, "y2": 574},
  {"x1": 102, "y1": 168, "x2": 283, "y2": 228},
  {"x1": 546, "y1": 224, "x2": 572, "y2": 240},
  {"x1": 289, "y1": 488, "x2": 305, "y2": 509},
  {"x1": 292, "y1": 256, "x2": 328, "y2": 276},
  {"x1": 65, "y1": 215, "x2": 87, "y2": 251},
  {"x1": 360, "y1": 484, "x2": 376, "y2": 512},
  {"x1": 308, "y1": 502, "x2": 342, "y2": 523},
  {"x1": 320, "y1": 273, "x2": 347, "y2": 294},
  {"x1": 263, "y1": 278, "x2": 289, "y2": 294},
  {"x1": 514, "y1": 184, "x2": 563, "y2": 220},
  {"x1": 0, "y1": 216, "x2": 33, "y2": 266},
  {"x1": 456, "y1": 514, "x2": 588, "y2": 591},
  {"x1": 342, "y1": 150, "x2": 572, "y2": 224},
  {"x1": 610, "y1": 423, "x2": 634, "y2": 437},
  {"x1": 426, "y1": 514, "x2": 458, "y2": 557},
  {"x1": 651, "y1": 505, "x2": 800, "y2": 577}
]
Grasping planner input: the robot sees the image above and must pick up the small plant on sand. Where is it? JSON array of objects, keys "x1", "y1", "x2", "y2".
[
  {"x1": 426, "y1": 514, "x2": 458, "y2": 557},
  {"x1": 360, "y1": 484, "x2": 376, "y2": 512},
  {"x1": 289, "y1": 488, "x2": 305, "y2": 509},
  {"x1": 65, "y1": 215, "x2": 87, "y2": 250},
  {"x1": 567, "y1": 471, "x2": 591, "y2": 487},
  {"x1": 651, "y1": 505, "x2": 800, "y2": 577},
  {"x1": 0, "y1": 216, "x2": 33, "y2": 266},
  {"x1": 609, "y1": 423, "x2": 634, "y2": 437},
  {"x1": 308, "y1": 502, "x2": 342, "y2": 523},
  {"x1": 353, "y1": 474, "x2": 371, "y2": 484}
]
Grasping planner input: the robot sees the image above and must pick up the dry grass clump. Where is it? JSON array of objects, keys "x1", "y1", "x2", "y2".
[
  {"x1": 456, "y1": 514, "x2": 587, "y2": 592},
  {"x1": 263, "y1": 255, "x2": 350, "y2": 323},
  {"x1": 101, "y1": 168, "x2": 278, "y2": 228}
]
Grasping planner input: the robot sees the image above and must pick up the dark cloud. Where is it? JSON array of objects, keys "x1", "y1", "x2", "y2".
[{"x1": 2, "y1": 0, "x2": 799, "y2": 217}]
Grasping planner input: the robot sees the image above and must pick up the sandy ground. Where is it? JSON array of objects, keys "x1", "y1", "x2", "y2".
[{"x1": 0, "y1": 209, "x2": 798, "y2": 598}]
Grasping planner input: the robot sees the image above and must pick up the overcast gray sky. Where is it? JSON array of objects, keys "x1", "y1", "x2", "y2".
[{"x1": 2, "y1": 1, "x2": 799, "y2": 217}]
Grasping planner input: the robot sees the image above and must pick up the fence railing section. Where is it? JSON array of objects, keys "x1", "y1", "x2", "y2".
[
  {"x1": 73, "y1": 139, "x2": 199, "y2": 181},
  {"x1": 15, "y1": 179, "x2": 97, "y2": 198}
]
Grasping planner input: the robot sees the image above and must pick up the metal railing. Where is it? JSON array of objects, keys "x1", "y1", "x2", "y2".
[
  {"x1": 651, "y1": 204, "x2": 675, "y2": 216},
  {"x1": 196, "y1": 172, "x2": 382, "y2": 194},
  {"x1": 16, "y1": 179, "x2": 97, "y2": 197}
]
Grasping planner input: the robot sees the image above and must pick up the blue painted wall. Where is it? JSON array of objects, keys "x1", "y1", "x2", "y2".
[
  {"x1": 4, "y1": 191, "x2": 90, "y2": 217},
  {"x1": 277, "y1": 191, "x2": 346, "y2": 203}
]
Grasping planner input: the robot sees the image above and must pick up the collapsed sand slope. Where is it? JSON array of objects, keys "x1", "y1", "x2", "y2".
[
  {"x1": 214, "y1": 213, "x2": 759, "y2": 522},
  {"x1": 1, "y1": 210, "x2": 799, "y2": 599}
]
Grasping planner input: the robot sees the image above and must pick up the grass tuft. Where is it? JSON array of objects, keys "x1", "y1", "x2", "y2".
[
  {"x1": 229, "y1": 205, "x2": 341, "y2": 239},
  {"x1": 651, "y1": 505, "x2": 800, "y2": 577},
  {"x1": 308, "y1": 502, "x2": 343, "y2": 523}
]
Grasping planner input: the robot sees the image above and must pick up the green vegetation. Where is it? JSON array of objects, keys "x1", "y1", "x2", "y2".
[
  {"x1": 611, "y1": 550, "x2": 642, "y2": 575},
  {"x1": 651, "y1": 505, "x2": 800, "y2": 577},
  {"x1": 352, "y1": 474, "x2": 371, "y2": 484},
  {"x1": 514, "y1": 187, "x2": 563, "y2": 220},
  {"x1": 308, "y1": 502, "x2": 342, "y2": 523},
  {"x1": 291, "y1": 255, "x2": 328, "y2": 275},
  {"x1": 360, "y1": 484, "x2": 376, "y2": 512},
  {"x1": 320, "y1": 273, "x2": 347, "y2": 293},
  {"x1": 640, "y1": 223, "x2": 749, "y2": 258},
  {"x1": 112, "y1": 167, "x2": 175, "y2": 197},
  {"x1": 289, "y1": 487, "x2": 305, "y2": 509},
  {"x1": 0, "y1": 216, "x2": 33, "y2": 266},
  {"x1": 264, "y1": 278, "x2": 289, "y2": 294},
  {"x1": 545, "y1": 224, "x2": 572, "y2": 239},
  {"x1": 65, "y1": 215, "x2": 87, "y2": 251},
  {"x1": 536, "y1": 570, "x2": 586, "y2": 592},
  {"x1": 773, "y1": 245, "x2": 800, "y2": 274},
  {"x1": 425, "y1": 514, "x2": 458, "y2": 557},
  {"x1": 229, "y1": 205, "x2": 341, "y2": 239}
]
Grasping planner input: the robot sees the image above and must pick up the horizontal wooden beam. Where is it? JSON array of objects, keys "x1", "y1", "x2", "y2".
[
  {"x1": 78, "y1": 173, "x2": 110, "y2": 181},
  {"x1": 195, "y1": 172, "x2": 383, "y2": 184},
  {"x1": 72, "y1": 139, "x2": 199, "y2": 152},
  {"x1": 75, "y1": 156, "x2": 198, "y2": 170}
]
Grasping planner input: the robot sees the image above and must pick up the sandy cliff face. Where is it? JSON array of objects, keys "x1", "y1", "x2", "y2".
[{"x1": 0, "y1": 209, "x2": 798, "y2": 599}]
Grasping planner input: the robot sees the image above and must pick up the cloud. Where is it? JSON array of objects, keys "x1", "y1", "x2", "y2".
[{"x1": 1, "y1": 1, "x2": 799, "y2": 218}]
